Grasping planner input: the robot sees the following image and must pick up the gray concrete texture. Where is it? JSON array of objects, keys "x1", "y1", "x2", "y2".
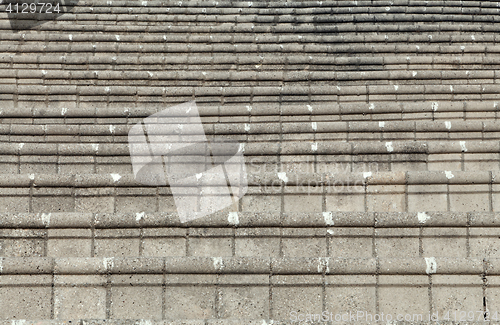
[{"x1": 1, "y1": 0, "x2": 500, "y2": 323}]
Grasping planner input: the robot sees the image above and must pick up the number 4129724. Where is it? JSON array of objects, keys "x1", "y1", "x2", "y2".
[{"x1": 6, "y1": 3, "x2": 61, "y2": 14}]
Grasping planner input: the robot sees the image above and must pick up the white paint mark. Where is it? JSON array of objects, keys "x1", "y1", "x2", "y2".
[
  {"x1": 105, "y1": 87, "x2": 110, "y2": 93},
  {"x1": 425, "y1": 257, "x2": 437, "y2": 274},
  {"x1": 142, "y1": 1, "x2": 147, "y2": 5},
  {"x1": 450, "y1": 85, "x2": 454, "y2": 93},
  {"x1": 385, "y1": 142, "x2": 394, "y2": 152},
  {"x1": 461, "y1": 46, "x2": 465, "y2": 51},
  {"x1": 92, "y1": 144, "x2": 99, "y2": 152},
  {"x1": 307, "y1": 104, "x2": 313, "y2": 112},
  {"x1": 471, "y1": 35, "x2": 476, "y2": 41},
  {"x1": 41, "y1": 213, "x2": 51, "y2": 227},
  {"x1": 239, "y1": 143, "x2": 245, "y2": 153},
  {"x1": 196, "y1": 173, "x2": 203, "y2": 180},
  {"x1": 138, "y1": 320, "x2": 152, "y2": 325},
  {"x1": 318, "y1": 257, "x2": 330, "y2": 273},
  {"x1": 110, "y1": 173, "x2": 121, "y2": 182},
  {"x1": 394, "y1": 85, "x2": 399, "y2": 91},
  {"x1": 61, "y1": 107, "x2": 68, "y2": 116},
  {"x1": 245, "y1": 123, "x2": 251, "y2": 132},
  {"x1": 445, "y1": 121, "x2": 451, "y2": 130},
  {"x1": 69, "y1": 34, "x2": 73, "y2": 41},
  {"x1": 445, "y1": 171, "x2": 454, "y2": 179},
  {"x1": 323, "y1": 212, "x2": 334, "y2": 226},
  {"x1": 412, "y1": 71, "x2": 417, "y2": 77},
  {"x1": 103, "y1": 257, "x2": 114, "y2": 270},
  {"x1": 109, "y1": 125, "x2": 115, "y2": 134},
  {"x1": 29, "y1": 174, "x2": 35, "y2": 181},
  {"x1": 213, "y1": 257, "x2": 224, "y2": 270},
  {"x1": 277, "y1": 172, "x2": 288, "y2": 183},
  {"x1": 417, "y1": 212, "x2": 430, "y2": 224},
  {"x1": 369, "y1": 103, "x2": 375, "y2": 110},
  {"x1": 136, "y1": 212, "x2": 145, "y2": 222},
  {"x1": 432, "y1": 102, "x2": 438, "y2": 111},
  {"x1": 228, "y1": 212, "x2": 239, "y2": 225},
  {"x1": 18, "y1": 143, "x2": 24, "y2": 150},
  {"x1": 311, "y1": 122, "x2": 317, "y2": 130},
  {"x1": 115, "y1": 35, "x2": 120, "y2": 41},
  {"x1": 163, "y1": 35, "x2": 167, "y2": 41},
  {"x1": 246, "y1": 105, "x2": 252, "y2": 112},
  {"x1": 379, "y1": 121, "x2": 385, "y2": 128},
  {"x1": 11, "y1": 320, "x2": 26, "y2": 325},
  {"x1": 363, "y1": 172, "x2": 372, "y2": 178},
  {"x1": 186, "y1": 107, "x2": 192, "y2": 114},
  {"x1": 327, "y1": 229, "x2": 334, "y2": 235},
  {"x1": 311, "y1": 143, "x2": 318, "y2": 151},
  {"x1": 460, "y1": 141, "x2": 468, "y2": 152}
]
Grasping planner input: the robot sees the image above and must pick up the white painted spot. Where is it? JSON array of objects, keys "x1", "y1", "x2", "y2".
[
  {"x1": 416, "y1": 45, "x2": 420, "y2": 50},
  {"x1": 196, "y1": 173, "x2": 203, "y2": 180},
  {"x1": 41, "y1": 213, "x2": 51, "y2": 227},
  {"x1": 369, "y1": 103, "x2": 375, "y2": 110},
  {"x1": 103, "y1": 257, "x2": 114, "y2": 270},
  {"x1": 394, "y1": 85, "x2": 399, "y2": 91},
  {"x1": 445, "y1": 171, "x2": 454, "y2": 179},
  {"x1": 460, "y1": 141, "x2": 468, "y2": 152},
  {"x1": 110, "y1": 173, "x2": 121, "y2": 182},
  {"x1": 385, "y1": 142, "x2": 394, "y2": 152},
  {"x1": 323, "y1": 212, "x2": 334, "y2": 226},
  {"x1": 105, "y1": 87, "x2": 110, "y2": 93},
  {"x1": 317, "y1": 257, "x2": 330, "y2": 273},
  {"x1": 363, "y1": 172, "x2": 372, "y2": 178},
  {"x1": 311, "y1": 122, "x2": 317, "y2": 130},
  {"x1": 109, "y1": 125, "x2": 115, "y2": 134},
  {"x1": 213, "y1": 257, "x2": 224, "y2": 270},
  {"x1": 92, "y1": 144, "x2": 99, "y2": 152},
  {"x1": 412, "y1": 71, "x2": 417, "y2": 77},
  {"x1": 69, "y1": 34, "x2": 73, "y2": 41},
  {"x1": 29, "y1": 174, "x2": 35, "y2": 181},
  {"x1": 277, "y1": 172, "x2": 288, "y2": 183},
  {"x1": 307, "y1": 104, "x2": 313, "y2": 112},
  {"x1": 379, "y1": 121, "x2": 385, "y2": 128},
  {"x1": 461, "y1": 46, "x2": 465, "y2": 51},
  {"x1": 327, "y1": 229, "x2": 334, "y2": 235},
  {"x1": 18, "y1": 143, "x2": 24, "y2": 150},
  {"x1": 450, "y1": 85, "x2": 454, "y2": 92},
  {"x1": 245, "y1": 123, "x2": 250, "y2": 132},
  {"x1": 311, "y1": 143, "x2": 318, "y2": 151},
  {"x1": 136, "y1": 212, "x2": 145, "y2": 222},
  {"x1": 432, "y1": 102, "x2": 438, "y2": 111},
  {"x1": 471, "y1": 35, "x2": 476, "y2": 41},
  {"x1": 246, "y1": 105, "x2": 252, "y2": 112},
  {"x1": 417, "y1": 212, "x2": 430, "y2": 224},
  {"x1": 425, "y1": 257, "x2": 437, "y2": 274},
  {"x1": 239, "y1": 143, "x2": 245, "y2": 153},
  {"x1": 11, "y1": 320, "x2": 26, "y2": 325},
  {"x1": 228, "y1": 212, "x2": 239, "y2": 225},
  {"x1": 115, "y1": 35, "x2": 120, "y2": 41},
  {"x1": 61, "y1": 107, "x2": 68, "y2": 116},
  {"x1": 445, "y1": 121, "x2": 451, "y2": 130},
  {"x1": 142, "y1": 1, "x2": 147, "y2": 5}
]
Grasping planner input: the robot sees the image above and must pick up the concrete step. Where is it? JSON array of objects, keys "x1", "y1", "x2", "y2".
[
  {"x1": 0, "y1": 211, "x2": 499, "y2": 259},
  {"x1": 0, "y1": 256, "x2": 495, "y2": 321},
  {"x1": 0, "y1": 171, "x2": 496, "y2": 214}
]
